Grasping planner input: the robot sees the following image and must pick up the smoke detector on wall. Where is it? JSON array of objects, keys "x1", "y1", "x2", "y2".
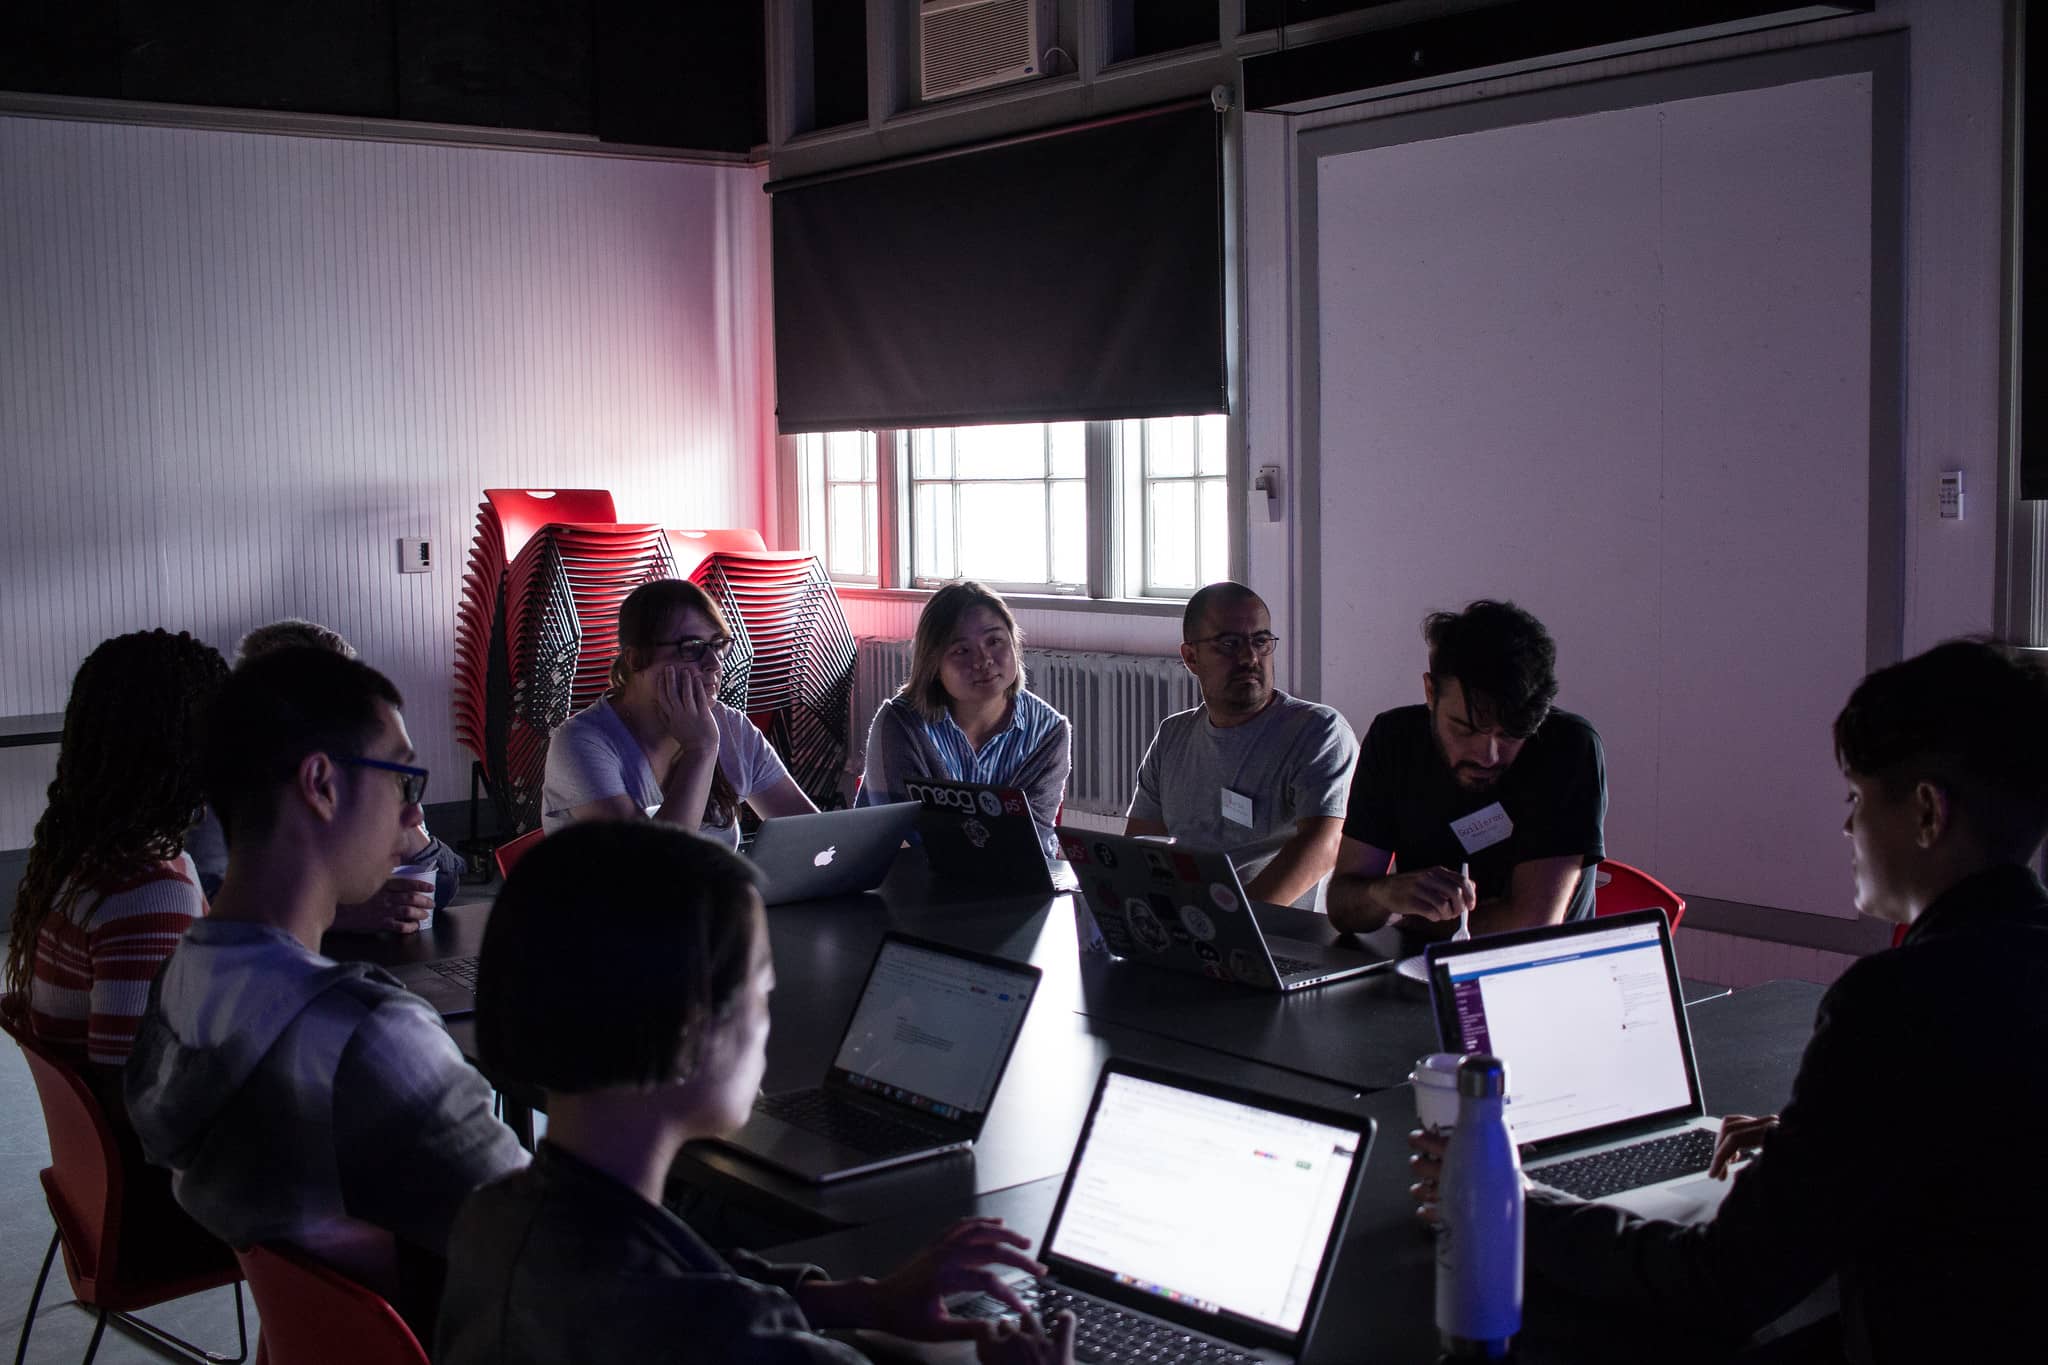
[{"x1": 919, "y1": 0, "x2": 1054, "y2": 102}]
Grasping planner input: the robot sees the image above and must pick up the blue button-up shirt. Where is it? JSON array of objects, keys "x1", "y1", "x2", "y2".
[{"x1": 919, "y1": 687, "x2": 1063, "y2": 789}]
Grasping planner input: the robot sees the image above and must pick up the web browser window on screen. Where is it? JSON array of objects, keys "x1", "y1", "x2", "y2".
[
  {"x1": 833, "y1": 943, "x2": 1033, "y2": 1117},
  {"x1": 1445, "y1": 922, "x2": 1692, "y2": 1145},
  {"x1": 1048, "y1": 1073, "x2": 1358, "y2": 1334}
]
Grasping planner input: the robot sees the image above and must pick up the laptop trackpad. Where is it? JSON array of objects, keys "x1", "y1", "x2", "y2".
[
  {"x1": 723, "y1": 1113, "x2": 844, "y2": 1182},
  {"x1": 1601, "y1": 1174, "x2": 1731, "y2": 1224}
]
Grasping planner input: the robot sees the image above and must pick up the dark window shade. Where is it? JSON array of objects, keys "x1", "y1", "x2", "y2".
[{"x1": 772, "y1": 104, "x2": 1226, "y2": 435}]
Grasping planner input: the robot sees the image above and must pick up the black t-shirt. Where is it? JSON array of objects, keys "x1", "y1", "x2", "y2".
[{"x1": 1343, "y1": 704, "x2": 1607, "y2": 921}]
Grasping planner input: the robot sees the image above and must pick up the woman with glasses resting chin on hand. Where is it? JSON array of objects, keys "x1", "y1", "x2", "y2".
[
  {"x1": 541, "y1": 579, "x2": 816, "y2": 844},
  {"x1": 857, "y1": 581, "x2": 1071, "y2": 856}
]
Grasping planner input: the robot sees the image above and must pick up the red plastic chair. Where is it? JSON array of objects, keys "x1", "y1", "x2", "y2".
[
  {"x1": 1592, "y1": 859, "x2": 1687, "y2": 930},
  {"x1": 1, "y1": 994, "x2": 247, "y2": 1365},
  {"x1": 493, "y1": 827, "x2": 545, "y2": 881},
  {"x1": 665, "y1": 527, "x2": 768, "y2": 581},
  {"x1": 235, "y1": 1244, "x2": 427, "y2": 1365}
]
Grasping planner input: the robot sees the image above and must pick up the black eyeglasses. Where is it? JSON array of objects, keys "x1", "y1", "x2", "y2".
[
  {"x1": 1190, "y1": 631, "x2": 1280, "y2": 659},
  {"x1": 654, "y1": 635, "x2": 735, "y2": 665},
  {"x1": 339, "y1": 756, "x2": 430, "y2": 806}
]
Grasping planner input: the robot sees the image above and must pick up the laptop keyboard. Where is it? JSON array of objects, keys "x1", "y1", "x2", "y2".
[
  {"x1": 961, "y1": 1281, "x2": 1259, "y2": 1365},
  {"x1": 758, "y1": 1090, "x2": 948, "y2": 1157},
  {"x1": 1270, "y1": 952, "x2": 1320, "y2": 976},
  {"x1": 1536, "y1": 1127, "x2": 1717, "y2": 1199},
  {"x1": 425, "y1": 956, "x2": 479, "y2": 989}
]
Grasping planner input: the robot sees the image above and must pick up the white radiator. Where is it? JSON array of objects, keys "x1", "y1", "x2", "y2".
[{"x1": 850, "y1": 638, "x2": 1201, "y2": 817}]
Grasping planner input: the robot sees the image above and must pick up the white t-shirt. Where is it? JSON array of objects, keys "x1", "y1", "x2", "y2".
[{"x1": 540, "y1": 696, "x2": 792, "y2": 847}]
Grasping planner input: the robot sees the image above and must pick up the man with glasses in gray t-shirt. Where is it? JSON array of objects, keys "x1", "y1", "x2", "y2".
[{"x1": 1125, "y1": 582, "x2": 1358, "y2": 911}]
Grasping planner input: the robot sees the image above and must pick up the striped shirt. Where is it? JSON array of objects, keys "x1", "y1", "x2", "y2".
[
  {"x1": 918, "y1": 689, "x2": 1065, "y2": 790},
  {"x1": 28, "y1": 854, "x2": 204, "y2": 1066}
]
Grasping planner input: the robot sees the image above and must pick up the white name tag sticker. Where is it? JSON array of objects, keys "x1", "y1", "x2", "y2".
[
  {"x1": 1220, "y1": 787, "x2": 1255, "y2": 828},
  {"x1": 1449, "y1": 803, "x2": 1513, "y2": 855}
]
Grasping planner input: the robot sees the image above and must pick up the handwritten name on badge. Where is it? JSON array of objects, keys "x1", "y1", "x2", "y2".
[{"x1": 1449, "y1": 803, "x2": 1513, "y2": 855}]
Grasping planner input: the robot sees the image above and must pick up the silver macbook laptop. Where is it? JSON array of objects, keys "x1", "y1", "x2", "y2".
[
  {"x1": 906, "y1": 776, "x2": 1055, "y2": 894},
  {"x1": 711, "y1": 933, "x2": 1040, "y2": 1183},
  {"x1": 1057, "y1": 829, "x2": 1385, "y2": 991},
  {"x1": 1425, "y1": 908, "x2": 1729, "y2": 1222},
  {"x1": 745, "y1": 802, "x2": 921, "y2": 906},
  {"x1": 962, "y1": 1061, "x2": 1372, "y2": 1364}
]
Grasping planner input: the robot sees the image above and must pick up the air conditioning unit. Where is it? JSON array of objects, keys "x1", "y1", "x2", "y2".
[{"x1": 919, "y1": 0, "x2": 1053, "y2": 103}]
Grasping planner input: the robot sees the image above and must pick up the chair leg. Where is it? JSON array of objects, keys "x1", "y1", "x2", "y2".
[
  {"x1": 12, "y1": 1230, "x2": 58, "y2": 1365},
  {"x1": 79, "y1": 1308, "x2": 107, "y2": 1365},
  {"x1": 105, "y1": 1281, "x2": 250, "y2": 1364}
]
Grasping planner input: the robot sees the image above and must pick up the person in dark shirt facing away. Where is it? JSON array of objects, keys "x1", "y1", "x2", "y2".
[
  {"x1": 1409, "y1": 638, "x2": 2048, "y2": 1364},
  {"x1": 436, "y1": 820, "x2": 1075, "y2": 1365},
  {"x1": 1328, "y1": 599, "x2": 1607, "y2": 939}
]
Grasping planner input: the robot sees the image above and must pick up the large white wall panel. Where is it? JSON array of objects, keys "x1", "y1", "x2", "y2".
[
  {"x1": 1315, "y1": 72, "x2": 1874, "y2": 918},
  {"x1": 0, "y1": 116, "x2": 771, "y2": 845}
]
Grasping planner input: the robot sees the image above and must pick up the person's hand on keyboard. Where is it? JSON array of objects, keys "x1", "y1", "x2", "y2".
[
  {"x1": 976, "y1": 1307, "x2": 1077, "y2": 1364},
  {"x1": 802, "y1": 1216, "x2": 1047, "y2": 1344},
  {"x1": 332, "y1": 876, "x2": 433, "y2": 934},
  {"x1": 1709, "y1": 1112, "x2": 1780, "y2": 1179}
]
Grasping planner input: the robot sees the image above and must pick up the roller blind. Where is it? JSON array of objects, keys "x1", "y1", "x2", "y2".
[{"x1": 771, "y1": 104, "x2": 1226, "y2": 434}]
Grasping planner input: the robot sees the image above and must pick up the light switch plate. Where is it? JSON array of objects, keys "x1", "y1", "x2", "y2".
[
  {"x1": 1939, "y1": 471, "x2": 1964, "y2": 520},
  {"x1": 398, "y1": 537, "x2": 432, "y2": 573}
]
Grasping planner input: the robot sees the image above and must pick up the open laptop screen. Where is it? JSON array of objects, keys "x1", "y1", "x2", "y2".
[
  {"x1": 1045, "y1": 1070, "x2": 1361, "y2": 1337},
  {"x1": 1432, "y1": 917, "x2": 1695, "y2": 1145},
  {"x1": 829, "y1": 939, "x2": 1036, "y2": 1122}
]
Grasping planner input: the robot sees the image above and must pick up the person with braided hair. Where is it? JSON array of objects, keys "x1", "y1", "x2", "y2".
[{"x1": 7, "y1": 629, "x2": 229, "y2": 1070}]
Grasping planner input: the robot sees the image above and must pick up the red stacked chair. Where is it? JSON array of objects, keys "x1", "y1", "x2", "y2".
[
  {"x1": 664, "y1": 526, "x2": 767, "y2": 582},
  {"x1": 455, "y1": 491, "x2": 679, "y2": 834},
  {"x1": 454, "y1": 490, "x2": 618, "y2": 825},
  {"x1": 688, "y1": 550, "x2": 856, "y2": 810}
]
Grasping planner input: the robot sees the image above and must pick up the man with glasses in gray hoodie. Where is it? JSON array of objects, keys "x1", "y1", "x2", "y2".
[{"x1": 125, "y1": 648, "x2": 526, "y2": 1336}]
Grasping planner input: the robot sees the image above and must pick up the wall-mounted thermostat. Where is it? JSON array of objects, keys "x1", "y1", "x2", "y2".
[
  {"x1": 398, "y1": 538, "x2": 432, "y2": 573},
  {"x1": 1938, "y1": 470, "x2": 1964, "y2": 520}
]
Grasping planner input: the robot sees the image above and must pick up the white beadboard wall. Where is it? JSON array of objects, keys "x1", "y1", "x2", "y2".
[{"x1": 0, "y1": 114, "x2": 774, "y2": 847}]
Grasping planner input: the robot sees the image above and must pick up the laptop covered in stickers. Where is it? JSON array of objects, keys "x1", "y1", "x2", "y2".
[
  {"x1": 906, "y1": 776, "x2": 1057, "y2": 894},
  {"x1": 1055, "y1": 829, "x2": 1384, "y2": 992}
]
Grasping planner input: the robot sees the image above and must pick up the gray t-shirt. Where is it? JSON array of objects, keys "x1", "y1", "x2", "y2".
[
  {"x1": 541, "y1": 696, "x2": 792, "y2": 846},
  {"x1": 1127, "y1": 691, "x2": 1358, "y2": 909}
]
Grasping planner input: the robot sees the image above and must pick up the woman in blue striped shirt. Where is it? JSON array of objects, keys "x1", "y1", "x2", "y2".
[{"x1": 858, "y1": 582, "x2": 1071, "y2": 851}]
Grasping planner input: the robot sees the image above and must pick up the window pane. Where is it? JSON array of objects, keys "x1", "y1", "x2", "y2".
[
  {"x1": 826, "y1": 430, "x2": 866, "y2": 482},
  {"x1": 1048, "y1": 421, "x2": 1086, "y2": 477},
  {"x1": 1199, "y1": 477, "x2": 1228, "y2": 585},
  {"x1": 864, "y1": 485, "x2": 877, "y2": 574},
  {"x1": 957, "y1": 482, "x2": 1048, "y2": 583},
  {"x1": 1196, "y1": 413, "x2": 1227, "y2": 476},
  {"x1": 1051, "y1": 479, "x2": 1087, "y2": 587},
  {"x1": 798, "y1": 444, "x2": 826, "y2": 553},
  {"x1": 954, "y1": 423, "x2": 1048, "y2": 479},
  {"x1": 914, "y1": 483, "x2": 956, "y2": 580},
  {"x1": 828, "y1": 486, "x2": 868, "y2": 577},
  {"x1": 911, "y1": 429, "x2": 952, "y2": 480},
  {"x1": 1147, "y1": 416, "x2": 1196, "y2": 477},
  {"x1": 1147, "y1": 481, "x2": 1199, "y2": 591}
]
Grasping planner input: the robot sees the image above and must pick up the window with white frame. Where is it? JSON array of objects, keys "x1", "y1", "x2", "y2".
[
  {"x1": 910, "y1": 422, "x2": 1087, "y2": 591},
  {"x1": 790, "y1": 414, "x2": 1230, "y2": 601},
  {"x1": 794, "y1": 430, "x2": 878, "y2": 582}
]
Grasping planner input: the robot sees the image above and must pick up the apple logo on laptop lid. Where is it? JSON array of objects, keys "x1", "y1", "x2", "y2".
[{"x1": 813, "y1": 845, "x2": 837, "y2": 868}]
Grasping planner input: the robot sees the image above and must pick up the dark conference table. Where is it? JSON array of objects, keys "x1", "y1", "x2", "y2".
[
  {"x1": 328, "y1": 853, "x2": 1819, "y2": 1357},
  {"x1": 770, "y1": 980, "x2": 1825, "y2": 1365}
]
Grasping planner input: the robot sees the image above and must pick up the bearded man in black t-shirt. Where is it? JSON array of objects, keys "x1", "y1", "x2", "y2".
[{"x1": 1327, "y1": 600, "x2": 1607, "y2": 938}]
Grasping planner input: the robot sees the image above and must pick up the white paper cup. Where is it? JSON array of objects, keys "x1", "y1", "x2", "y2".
[
  {"x1": 1411, "y1": 1052, "x2": 1464, "y2": 1134},
  {"x1": 392, "y1": 860, "x2": 436, "y2": 931}
]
